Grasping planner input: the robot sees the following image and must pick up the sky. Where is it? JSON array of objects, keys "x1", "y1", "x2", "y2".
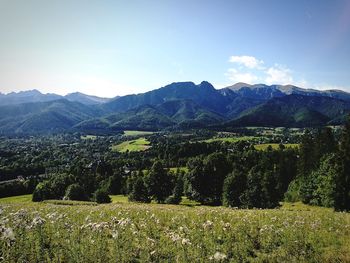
[{"x1": 0, "y1": 0, "x2": 350, "y2": 97}]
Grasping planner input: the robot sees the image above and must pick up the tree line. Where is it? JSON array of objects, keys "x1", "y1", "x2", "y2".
[{"x1": 1, "y1": 124, "x2": 349, "y2": 211}]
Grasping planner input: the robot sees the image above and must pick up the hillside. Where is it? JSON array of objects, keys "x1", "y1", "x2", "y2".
[
  {"x1": 0, "y1": 99, "x2": 105, "y2": 134},
  {"x1": 64, "y1": 92, "x2": 111, "y2": 105},
  {"x1": 103, "y1": 81, "x2": 231, "y2": 114},
  {"x1": 76, "y1": 99, "x2": 224, "y2": 131},
  {"x1": 229, "y1": 94, "x2": 350, "y2": 127}
]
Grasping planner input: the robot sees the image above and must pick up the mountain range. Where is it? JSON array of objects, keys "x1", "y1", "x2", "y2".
[
  {"x1": 0, "y1": 90, "x2": 111, "y2": 106},
  {"x1": 1, "y1": 81, "x2": 350, "y2": 134}
]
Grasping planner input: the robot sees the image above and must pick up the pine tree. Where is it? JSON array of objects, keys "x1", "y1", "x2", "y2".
[
  {"x1": 334, "y1": 117, "x2": 350, "y2": 211},
  {"x1": 146, "y1": 161, "x2": 172, "y2": 203},
  {"x1": 298, "y1": 130, "x2": 316, "y2": 178},
  {"x1": 222, "y1": 170, "x2": 246, "y2": 207},
  {"x1": 129, "y1": 176, "x2": 151, "y2": 203},
  {"x1": 166, "y1": 172, "x2": 184, "y2": 204}
]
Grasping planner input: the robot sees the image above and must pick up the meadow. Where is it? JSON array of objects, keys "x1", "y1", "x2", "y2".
[
  {"x1": 203, "y1": 136, "x2": 258, "y2": 143},
  {"x1": 123, "y1": 130, "x2": 154, "y2": 137},
  {"x1": 80, "y1": 135, "x2": 98, "y2": 140},
  {"x1": 1, "y1": 195, "x2": 349, "y2": 262},
  {"x1": 254, "y1": 143, "x2": 299, "y2": 151},
  {"x1": 111, "y1": 137, "x2": 151, "y2": 153}
]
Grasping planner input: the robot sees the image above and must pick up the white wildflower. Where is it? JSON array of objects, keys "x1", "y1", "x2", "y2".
[
  {"x1": 1, "y1": 227, "x2": 15, "y2": 246},
  {"x1": 167, "y1": 231, "x2": 181, "y2": 242},
  {"x1": 111, "y1": 230, "x2": 118, "y2": 239},
  {"x1": 181, "y1": 238, "x2": 191, "y2": 246},
  {"x1": 210, "y1": 252, "x2": 227, "y2": 261},
  {"x1": 32, "y1": 216, "x2": 46, "y2": 227},
  {"x1": 203, "y1": 220, "x2": 214, "y2": 229}
]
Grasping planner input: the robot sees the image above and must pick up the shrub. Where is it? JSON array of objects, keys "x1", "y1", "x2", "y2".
[
  {"x1": 222, "y1": 170, "x2": 246, "y2": 207},
  {"x1": 32, "y1": 181, "x2": 53, "y2": 202},
  {"x1": 93, "y1": 188, "x2": 111, "y2": 204},
  {"x1": 64, "y1": 184, "x2": 87, "y2": 201}
]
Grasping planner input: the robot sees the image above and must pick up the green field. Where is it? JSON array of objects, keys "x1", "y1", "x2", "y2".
[
  {"x1": 0, "y1": 194, "x2": 198, "y2": 206},
  {"x1": 80, "y1": 135, "x2": 98, "y2": 140},
  {"x1": 123, "y1": 130, "x2": 154, "y2": 136},
  {"x1": 254, "y1": 143, "x2": 299, "y2": 150},
  {"x1": 0, "y1": 194, "x2": 32, "y2": 203},
  {"x1": 203, "y1": 136, "x2": 258, "y2": 143},
  {"x1": 0, "y1": 196, "x2": 349, "y2": 262},
  {"x1": 111, "y1": 137, "x2": 151, "y2": 152}
]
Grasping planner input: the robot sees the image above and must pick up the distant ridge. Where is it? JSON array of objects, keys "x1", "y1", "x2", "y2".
[
  {"x1": 1, "y1": 81, "x2": 350, "y2": 134},
  {"x1": 0, "y1": 90, "x2": 111, "y2": 106},
  {"x1": 64, "y1": 92, "x2": 111, "y2": 105}
]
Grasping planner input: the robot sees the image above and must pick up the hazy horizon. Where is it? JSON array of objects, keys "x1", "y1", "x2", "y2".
[
  {"x1": 0, "y1": 0, "x2": 350, "y2": 97},
  {"x1": 1, "y1": 80, "x2": 350, "y2": 99}
]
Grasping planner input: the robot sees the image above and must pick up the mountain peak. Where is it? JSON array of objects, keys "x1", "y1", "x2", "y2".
[
  {"x1": 9, "y1": 89, "x2": 43, "y2": 96},
  {"x1": 226, "y1": 82, "x2": 253, "y2": 90},
  {"x1": 66, "y1": 92, "x2": 84, "y2": 96},
  {"x1": 199, "y1": 80, "x2": 212, "y2": 85}
]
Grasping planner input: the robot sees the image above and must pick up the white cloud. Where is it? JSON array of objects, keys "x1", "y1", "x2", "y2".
[
  {"x1": 229, "y1": 55, "x2": 264, "y2": 69},
  {"x1": 226, "y1": 68, "x2": 259, "y2": 84},
  {"x1": 265, "y1": 65, "x2": 293, "y2": 85},
  {"x1": 225, "y1": 55, "x2": 348, "y2": 92}
]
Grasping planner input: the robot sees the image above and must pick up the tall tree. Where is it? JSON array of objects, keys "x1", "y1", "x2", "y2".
[
  {"x1": 146, "y1": 161, "x2": 172, "y2": 203},
  {"x1": 298, "y1": 130, "x2": 316, "y2": 178},
  {"x1": 202, "y1": 152, "x2": 231, "y2": 205},
  {"x1": 129, "y1": 176, "x2": 151, "y2": 203},
  {"x1": 315, "y1": 127, "x2": 336, "y2": 160},
  {"x1": 334, "y1": 117, "x2": 350, "y2": 211},
  {"x1": 222, "y1": 169, "x2": 246, "y2": 207}
]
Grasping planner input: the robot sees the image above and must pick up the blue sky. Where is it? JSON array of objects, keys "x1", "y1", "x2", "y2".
[{"x1": 0, "y1": 0, "x2": 350, "y2": 97}]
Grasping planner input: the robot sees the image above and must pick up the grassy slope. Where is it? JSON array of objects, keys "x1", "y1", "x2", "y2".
[
  {"x1": 111, "y1": 137, "x2": 151, "y2": 152},
  {"x1": 0, "y1": 194, "x2": 32, "y2": 203},
  {"x1": 0, "y1": 196, "x2": 349, "y2": 262}
]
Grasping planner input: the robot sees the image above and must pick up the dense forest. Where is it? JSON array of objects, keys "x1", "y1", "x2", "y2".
[{"x1": 0, "y1": 123, "x2": 349, "y2": 211}]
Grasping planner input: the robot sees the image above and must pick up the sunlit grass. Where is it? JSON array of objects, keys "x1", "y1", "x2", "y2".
[
  {"x1": 254, "y1": 143, "x2": 299, "y2": 150},
  {"x1": 111, "y1": 137, "x2": 151, "y2": 152},
  {"x1": 1, "y1": 198, "x2": 349, "y2": 262},
  {"x1": 123, "y1": 130, "x2": 154, "y2": 136},
  {"x1": 0, "y1": 194, "x2": 32, "y2": 203}
]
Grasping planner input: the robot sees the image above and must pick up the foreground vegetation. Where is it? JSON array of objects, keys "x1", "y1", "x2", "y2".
[
  {"x1": 1, "y1": 124, "x2": 350, "y2": 261},
  {"x1": 1, "y1": 199, "x2": 349, "y2": 262}
]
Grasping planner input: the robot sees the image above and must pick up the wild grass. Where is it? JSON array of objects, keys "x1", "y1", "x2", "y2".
[
  {"x1": 43, "y1": 200, "x2": 98, "y2": 206},
  {"x1": 1, "y1": 196, "x2": 349, "y2": 262},
  {"x1": 111, "y1": 137, "x2": 151, "y2": 152}
]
